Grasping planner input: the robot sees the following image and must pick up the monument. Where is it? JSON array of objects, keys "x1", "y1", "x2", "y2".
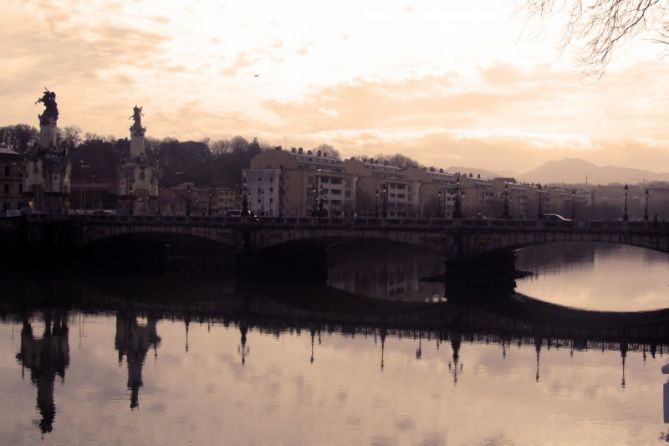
[
  {"x1": 117, "y1": 106, "x2": 160, "y2": 214},
  {"x1": 23, "y1": 89, "x2": 71, "y2": 213}
]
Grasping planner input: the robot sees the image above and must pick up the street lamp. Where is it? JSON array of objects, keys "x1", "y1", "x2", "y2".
[
  {"x1": 186, "y1": 184, "x2": 191, "y2": 216},
  {"x1": 10, "y1": 162, "x2": 17, "y2": 212},
  {"x1": 242, "y1": 185, "x2": 249, "y2": 216},
  {"x1": 623, "y1": 184, "x2": 629, "y2": 221},
  {"x1": 644, "y1": 189, "x2": 649, "y2": 221},
  {"x1": 318, "y1": 185, "x2": 326, "y2": 217},
  {"x1": 382, "y1": 184, "x2": 388, "y2": 218},
  {"x1": 208, "y1": 189, "x2": 214, "y2": 216},
  {"x1": 452, "y1": 176, "x2": 463, "y2": 219},
  {"x1": 571, "y1": 189, "x2": 576, "y2": 220},
  {"x1": 312, "y1": 185, "x2": 318, "y2": 216},
  {"x1": 438, "y1": 188, "x2": 442, "y2": 218},
  {"x1": 537, "y1": 184, "x2": 543, "y2": 219},
  {"x1": 502, "y1": 183, "x2": 511, "y2": 219},
  {"x1": 79, "y1": 161, "x2": 90, "y2": 212},
  {"x1": 375, "y1": 189, "x2": 379, "y2": 217}
]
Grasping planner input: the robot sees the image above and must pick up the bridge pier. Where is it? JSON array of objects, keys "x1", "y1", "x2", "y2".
[
  {"x1": 443, "y1": 250, "x2": 520, "y2": 294},
  {"x1": 235, "y1": 245, "x2": 329, "y2": 283}
]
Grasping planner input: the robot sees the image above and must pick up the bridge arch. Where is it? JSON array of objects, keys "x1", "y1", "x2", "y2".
[{"x1": 462, "y1": 230, "x2": 669, "y2": 258}]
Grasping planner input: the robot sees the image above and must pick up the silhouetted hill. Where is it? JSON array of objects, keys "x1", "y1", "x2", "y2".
[{"x1": 520, "y1": 158, "x2": 669, "y2": 185}]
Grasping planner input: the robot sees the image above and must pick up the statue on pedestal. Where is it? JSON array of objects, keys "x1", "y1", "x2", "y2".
[
  {"x1": 129, "y1": 105, "x2": 145, "y2": 137},
  {"x1": 35, "y1": 88, "x2": 59, "y2": 125}
]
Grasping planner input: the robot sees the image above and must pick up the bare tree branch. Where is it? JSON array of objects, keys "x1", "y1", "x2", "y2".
[{"x1": 521, "y1": 0, "x2": 666, "y2": 76}]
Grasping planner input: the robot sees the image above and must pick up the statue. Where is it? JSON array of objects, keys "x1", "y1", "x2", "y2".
[
  {"x1": 130, "y1": 105, "x2": 143, "y2": 130},
  {"x1": 35, "y1": 88, "x2": 58, "y2": 125}
]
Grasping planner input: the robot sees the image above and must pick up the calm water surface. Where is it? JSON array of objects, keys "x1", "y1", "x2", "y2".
[{"x1": 1, "y1": 242, "x2": 669, "y2": 446}]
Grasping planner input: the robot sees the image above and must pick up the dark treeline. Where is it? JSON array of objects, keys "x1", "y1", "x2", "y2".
[
  {"x1": 1, "y1": 124, "x2": 428, "y2": 189},
  {"x1": 0, "y1": 125, "x2": 273, "y2": 188}
]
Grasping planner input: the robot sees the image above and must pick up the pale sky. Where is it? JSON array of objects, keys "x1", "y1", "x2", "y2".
[{"x1": 2, "y1": 0, "x2": 669, "y2": 174}]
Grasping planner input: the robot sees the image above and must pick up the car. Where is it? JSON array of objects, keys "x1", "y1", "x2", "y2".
[
  {"x1": 92, "y1": 210, "x2": 115, "y2": 216},
  {"x1": 225, "y1": 209, "x2": 243, "y2": 217},
  {"x1": 542, "y1": 213, "x2": 571, "y2": 221},
  {"x1": 225, "y1": 209, "x2": 259, "y2": 221}
]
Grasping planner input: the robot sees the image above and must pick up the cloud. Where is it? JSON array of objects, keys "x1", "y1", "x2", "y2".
[{"x1": 220, "y1": 52, "x2": 261, "y2": 76}]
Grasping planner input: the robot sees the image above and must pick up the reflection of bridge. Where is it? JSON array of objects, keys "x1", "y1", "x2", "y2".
[
  {"x1": 6, "y1": 278, "x2": 669, "y2": 434},
  {"x1": 17, "y1": 214, "x2": 669, "y2": 259}
]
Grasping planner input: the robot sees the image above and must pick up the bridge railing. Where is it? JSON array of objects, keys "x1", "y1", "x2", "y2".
[{"x1": 23, "y1": 213, "x2": 669, "y2": 233}]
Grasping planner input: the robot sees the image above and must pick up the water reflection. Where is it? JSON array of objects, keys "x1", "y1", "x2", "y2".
[
  {"x1": 114, "y1": 312, "x2": 161, "y2": 409},
  {"x1": 516, "y1": 242, "x2": 669, "y2": 311},
  {"x1": 1, "y1": 242, "x2": 669, "y2": 444},
  {"x1": 327, "y1": 242, "x2": 444, "y2": 301},
  {"x1": 15, "y1": 312, "x2": 69, "y2": 434}
]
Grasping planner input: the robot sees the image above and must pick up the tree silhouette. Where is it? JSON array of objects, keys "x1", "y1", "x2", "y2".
[{"x1": 523, "y1": 0, "x2": 665, "y2": 76}]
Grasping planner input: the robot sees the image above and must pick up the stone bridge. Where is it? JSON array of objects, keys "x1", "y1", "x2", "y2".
[{"x1": 16, "y1": 214, "x2": 669, "y2": 260}]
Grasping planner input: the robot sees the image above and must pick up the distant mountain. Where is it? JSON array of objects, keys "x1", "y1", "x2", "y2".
[
  {"x1": 445, "y1": 166, "x2": 501, "y2": 180},
  {"x1": 520, "y1": 159, "x2": 669, "y2": 185}
]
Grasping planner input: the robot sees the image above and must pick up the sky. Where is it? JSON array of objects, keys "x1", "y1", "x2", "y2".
[{"x1": 2, "y1": 0, "x2": 669, "y2": 174}]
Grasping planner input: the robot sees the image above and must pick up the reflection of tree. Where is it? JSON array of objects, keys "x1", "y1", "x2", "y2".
[
  {"x1": 114, "y1": 312, "x2": 161, "y2": 410},
  {"x1": 15, "y1": 312, "x2": 69, "y2": 434}
]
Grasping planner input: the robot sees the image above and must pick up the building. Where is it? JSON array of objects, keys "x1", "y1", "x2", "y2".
[
  {"x1": 244, "y1": 147, "x2": 356, "y2": 217},
  {"x1": 342, "y1": 158, "x2": 418, "y2": 217},
  {"x1": 405, "y1": 167, "x2": 456, "y2": 217},
  {"x1": 0, "y1": 145, "x2": 23, "y2": 213},
  {"x1": 243, "y1": 168, "x2": 281, "y2": 216},
  {"x1": 211, "y1": 186, "x2": 238, "y2": 213}
]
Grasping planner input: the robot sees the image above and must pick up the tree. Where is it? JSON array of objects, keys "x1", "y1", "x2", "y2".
[
  {"x1": 0, "y1": 124, "x2": 38, "y2": 153},
  {"x1": 313, "y1": 143, "x2": 341, "y2": 160},
  {"x1": 523, "y1": 0, "x2": 665, "y2": 75},
  {"x1": 375, "y1": 154, "x2": 421, "y2": 169},
  {"x1": 59, "y1": 125, "x2": 82, "y2": 151}
]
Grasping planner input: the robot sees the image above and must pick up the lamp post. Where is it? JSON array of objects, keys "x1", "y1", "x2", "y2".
[
  {"x1": 318, "y1": 185, "x2": 326, "y2": 217},
  {"x1": 90, "y1": 174, "x2": 96, "y2": 210},
  {"x1": 312, "y1": 185, "x2": 317, "y2": 216},
  {"x1": 375, "y1": 189, "x2": 379, "y2": 217},
  {"x1": 186, "y1": 184, "x2": 191, "y2": 216},
  {"x1": 571, "y1": 189, "x2": 576, "y2": 220},
  {"x1": 438, "y1": 188, "x2": 442, "y2": 218},
  {"x1": 79, "y1": 161, "x2": 90, "y2": 212},
  {"x1": 623, "y1": 184, "x2": 629, "y2": 221},
  {"x1": 452, "y1": 176, "x2": 463, "y2": 219},
  {"x1": 537, "y1": 184, "x2": 543, "y2": 219},
  {"x1": 502, "y1": 183, "x2": 511, "y2": 219},
  {"x1": 242, "y1": 185, "x2": 249, "y2": 215},
  {"x1": 208, "y1": 189, "x2": 214, "y2": 216},
  {"x1": 644, "y1": 189, "x2": 649, "y2": 221},
  {"x1": 382, "y1": 184, "x2": 388, "y2": 218},
  {"x1": 10, "y1": 162, "x2": 17, "y2": 212}
]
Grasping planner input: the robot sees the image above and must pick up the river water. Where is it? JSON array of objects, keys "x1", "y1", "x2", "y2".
[{"x1": 1, "y1": 242, "x2": 668, "y2": 445}]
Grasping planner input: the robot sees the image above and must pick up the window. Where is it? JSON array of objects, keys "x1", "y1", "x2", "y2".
[
  {"x1": 3, "y1": 184, "x2": 8, "y2": 194},
  {"x1": 4, "y1": 166, "x2": 9, "y2": 177}
]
